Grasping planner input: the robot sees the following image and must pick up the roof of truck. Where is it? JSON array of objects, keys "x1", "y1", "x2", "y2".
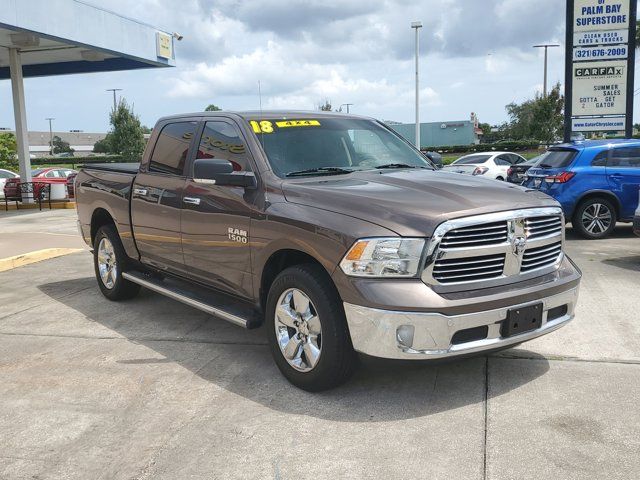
[{"x1": 156, "y1": 110, "x2": 373, "y2": 122}]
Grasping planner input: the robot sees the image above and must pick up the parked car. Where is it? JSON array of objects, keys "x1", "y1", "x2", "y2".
[
  {"x1": 523, "y1": 139, "x2": 640, "y2": 239},
  {"x1": 443, "y1": 152, "x2": 526, "y2": 180},
  {"x1": 507, "y1": 154, "x2": 544, "y2": 184},
  {"x1": 634, "y1": 191, "x2": 640, "y2": 237},
  {"x1": 3, "y1": 167, "x2": 76, "y2": 200},
  {"x1": 75, "y1": 111, "x2": 581, "y2": 391},
  {"x1": 0, "y1": 168, "x2": 19, "y2": 199}
]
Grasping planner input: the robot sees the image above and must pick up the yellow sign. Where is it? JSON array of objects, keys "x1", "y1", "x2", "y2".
[
  {"x1": 275, "y1": 120, "x2": 321, "y2": 128},
  {"x1": 156, "y1": 32, "x2": 172, "y2": 59}
]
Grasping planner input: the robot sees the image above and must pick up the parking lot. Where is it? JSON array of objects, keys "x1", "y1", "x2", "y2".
[{"x1": 1, "y1": 209, "x2": 639, "y2": 480}]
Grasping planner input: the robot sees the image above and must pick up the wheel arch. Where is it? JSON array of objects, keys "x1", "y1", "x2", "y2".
[
  {"x1": 90, "y1": 207, "x2": 116, "y2": 246},
  {"x1": 259, "y1": 248, "x2": 335, "y2": 314},
  {"x1": 574, "y1": 190, "x2": 621, "y2": 219}
]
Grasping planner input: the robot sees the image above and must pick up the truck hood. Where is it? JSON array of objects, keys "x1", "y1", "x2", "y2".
[{"x1": 281, "y1": 169, "x2": 558, "y2": 237}]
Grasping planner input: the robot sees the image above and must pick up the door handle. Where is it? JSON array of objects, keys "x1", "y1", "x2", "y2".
[
  {"x1": 183, "y1": 197, "x2": 201, "y2": 206},
  {"x1": 133, "y1": 188, "x2": 148, "y2": 196}
]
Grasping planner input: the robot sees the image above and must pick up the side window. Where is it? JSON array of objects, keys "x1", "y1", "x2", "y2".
[
  {"x1": 495, "y1": 156, "x2": 511, "y2": 166},
  {"x1": 196, "y1": 121, "x2": 252, "y2": 172},
  {"x1": 511, "y1": 155, "x2": 525, "y2": 164},
  {"x1": 609, "y1": 147, "x2": 640, "y2": 168},
  {"x1": 149, "y1": 121, "x2": 197, "y2": 175},
  {"x1": 591, "y1": 150, "x2": 609, "y2": 167},
  {"x1": 45, "y1": 170, "x2": 59, "y2": 178}
]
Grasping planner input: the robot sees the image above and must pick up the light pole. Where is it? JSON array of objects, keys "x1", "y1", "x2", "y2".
[
  {"x1": 106, "y1": 88, "x2": 122, "y2": 111},
  {"x1": 533, "y1": 44, "x2": 560, "y2": 97},
  {"x1": 45, "y1": 117, "x2": 54, "y2": 155},
  {"x1": 339, "y1": 103, "x2": 353, "y2": 113},
  {"x1": 411, "y1": 21, "x2": 423, "y2": 150}
]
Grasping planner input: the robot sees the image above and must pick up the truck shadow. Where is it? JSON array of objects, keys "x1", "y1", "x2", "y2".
[
  {"x1": 39, "y1": 277, "x2": 551, "y2": 423},
  {"x1": 565, "y1": 224, "x2": 636, "y2": 241}
]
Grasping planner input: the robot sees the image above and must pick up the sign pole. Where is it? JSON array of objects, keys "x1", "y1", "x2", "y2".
[
  {"x1": 625, "y1": 0, "x2": 636, "y2": 138},
  {"x1": 564, "y1": 0, "x2": 575, "y2": 142}
]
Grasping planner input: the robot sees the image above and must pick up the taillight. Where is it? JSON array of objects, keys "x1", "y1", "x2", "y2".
[
  {"x1": 472, "y1": 167, "x2": 489, "y2": 175},
  {"x1": 507, "y1": 167, "x2": 514, "y2": 176},
  {"x1": 544, "y1": 172, "x2": 575, "y2": 183}
]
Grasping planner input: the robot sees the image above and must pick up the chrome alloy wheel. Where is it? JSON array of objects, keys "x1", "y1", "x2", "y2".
[
  {"x1": 97, "y1": 237, "x2": 118, "y2": 289},
  {"x1": 581, "y1": 202, "x2": 612, "y2": 235},
  {"x1": 274, "y1": 288, "x2": 322, "y2": 372}
]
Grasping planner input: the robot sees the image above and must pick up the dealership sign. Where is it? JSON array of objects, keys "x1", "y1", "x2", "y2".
[{"x1": 564, "y1": 0, "x2": 636, "y2": 139}]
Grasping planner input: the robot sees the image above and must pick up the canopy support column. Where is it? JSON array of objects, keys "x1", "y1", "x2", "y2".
[{"x1": 9, "y1": 48, "x2": 33, "y2": 202}]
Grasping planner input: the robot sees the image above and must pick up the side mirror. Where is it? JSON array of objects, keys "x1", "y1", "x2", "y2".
[{"x1": 193, "y1": 159, "x2": 257, "y2": 189}]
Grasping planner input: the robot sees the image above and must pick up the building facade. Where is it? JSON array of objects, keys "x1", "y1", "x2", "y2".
[{"x1": 388, "y1": 113, "x2": 483, "y2": 149}]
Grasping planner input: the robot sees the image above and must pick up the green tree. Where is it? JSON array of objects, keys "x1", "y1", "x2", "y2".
[
  {"x1": 109, "y1": 99, "x2": 145, "y2": 162},
  {"x1": 0, "y1": 132, "x2": 17, "y2": 170},
  {"x1": 478, "y1": 122, "x2": 492, "y2": 136},
  {"x1": 93, "y1": 134, "x2": 113, "y2": 154},
  {"x1": 318, "y1": 99, "x2": 332, "y2": 111},
  {"x1": 52, "y1": 135, "x2": 74, "y2": 154},
  {"x1": 504, "y1": 83, "x2": 564, "y2": 144},
  {"x1": 204, "y1": 104, "x2": 222, "y2": 111}
]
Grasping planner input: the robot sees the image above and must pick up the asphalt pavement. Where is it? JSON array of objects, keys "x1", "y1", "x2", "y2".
[{"x1": 0, "y1": 209, "x2": 638, "y2": 479}]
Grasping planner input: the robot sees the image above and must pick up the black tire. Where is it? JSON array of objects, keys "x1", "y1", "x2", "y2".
[
  {"x1": 93, "y1": 224, "x2": 141, "y2": 300},
  {"x1": 496, "y1": 176, "x2": 505, "y2": 181},
  {"x1": 572, "y1": 197, "x2": 617, "y2": 239},
  {"x1": 265, "y1": 264, "x2": 357, "y2": 391}
]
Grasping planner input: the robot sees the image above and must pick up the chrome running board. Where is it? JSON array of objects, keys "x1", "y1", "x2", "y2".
[{"x1": 122, "y1": 271, "x2": 259, "y2": 329}]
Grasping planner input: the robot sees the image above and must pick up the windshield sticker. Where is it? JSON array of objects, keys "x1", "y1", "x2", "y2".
[
  {"x1": 275, "y1": 120, "x2": 321, "y2": 128},
  {"x1": 249, "y1": 120, "x2": 274, "y2": 134},
  {"x1": 250, "y1": 119, "x2": 321, "y2": 133}
]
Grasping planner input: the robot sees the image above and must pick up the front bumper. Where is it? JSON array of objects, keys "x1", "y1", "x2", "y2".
[{"x1": 344, "y1": 285, "x2": 579, "y2": 360}]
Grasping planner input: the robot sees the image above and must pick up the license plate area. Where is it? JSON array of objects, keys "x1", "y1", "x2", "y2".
[{"x1": 501, "y1": 303, "x2": 543, "y2": 338}]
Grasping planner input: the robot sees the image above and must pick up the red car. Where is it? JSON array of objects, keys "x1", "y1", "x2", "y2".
[{"x1": 3, "y1": 167, "x2": 76, "y2": 200}]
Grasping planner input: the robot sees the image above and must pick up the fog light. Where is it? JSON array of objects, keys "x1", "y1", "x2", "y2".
[{"x1": 396, "y1": 325, "x2": 415, "y2": 348}]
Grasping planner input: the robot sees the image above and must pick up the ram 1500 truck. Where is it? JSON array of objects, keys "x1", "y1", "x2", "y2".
[{"x1": 75, "y1": 111, "x2": 582, "y2": 391}]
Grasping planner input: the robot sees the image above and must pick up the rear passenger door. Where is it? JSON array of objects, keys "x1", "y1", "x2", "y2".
[
  {"x1": 180, "y1": 119, "x2": 257, "y2": 299},
  {"x1": 607, "y1": 146, "x2": 640, "y2": 219},
  {"x1": 131, "y1": 120, "x2": 198, "y2": 272}
]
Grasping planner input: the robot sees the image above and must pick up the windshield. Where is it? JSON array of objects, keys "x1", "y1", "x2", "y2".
[
  {"x1": 536, "y1": 149, "x2": 577, "y2": 168},
  {"x1": 452, "y1": 154, "x2": 491, "y2": 165},
  {"x1": 249, "y1": 117, "x2": 433, "y2": 177}
]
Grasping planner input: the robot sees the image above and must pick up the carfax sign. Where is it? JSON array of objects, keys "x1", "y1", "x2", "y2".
[{"x1": 564, "y1": 0, "x2": 636, "y2": 138}]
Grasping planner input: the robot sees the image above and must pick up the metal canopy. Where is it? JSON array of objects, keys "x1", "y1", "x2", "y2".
[
  {"x1": 0, "y1": 0, "x2": 175, "y2": 78},
  {"x1": 0, "y1": 0, "x2": 176, "y2": 201}
]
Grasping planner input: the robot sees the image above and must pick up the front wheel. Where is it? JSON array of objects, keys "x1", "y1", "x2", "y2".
[
  {"x1": 93, "y1": 225, "x2": 141, "y2": 300},
  {"x1": 265, "y1": 264, "x2": 357, "y2": 391},
  {"x1": 572, "y1": 197, "x2": 617, "y2": 239}
]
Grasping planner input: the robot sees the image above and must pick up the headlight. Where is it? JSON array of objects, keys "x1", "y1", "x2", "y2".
[{"x1": 339, "y1": 238, "x2": 426, "y2": 277}]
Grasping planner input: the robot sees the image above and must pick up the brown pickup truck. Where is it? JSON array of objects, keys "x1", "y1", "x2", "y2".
[{"x1": 75, "y1": 111, "x2": 581, "y2": 391}]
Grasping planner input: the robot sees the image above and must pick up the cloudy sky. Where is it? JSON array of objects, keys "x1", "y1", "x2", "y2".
[{"x1": 0, "y1": 0, "x2": 629, "y2": 132}]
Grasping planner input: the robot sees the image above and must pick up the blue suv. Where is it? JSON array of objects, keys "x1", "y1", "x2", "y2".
[{"x1": 523, "y1": 139, "x2": 640, "y2": 239}]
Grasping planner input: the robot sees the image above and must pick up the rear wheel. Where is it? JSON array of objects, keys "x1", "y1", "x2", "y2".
[
  {"x1": 572, "y1": 197, "x2": 617, "y2": 239},
  {"x1": 265, "y1": 264, "x2": 357, "y2": 391},
  {"x1": 93, "y1": 225, "x2": 141, "y2": 300},
  {"x1": 496, "y1": 176, "x2": 505, "y2": 181}
]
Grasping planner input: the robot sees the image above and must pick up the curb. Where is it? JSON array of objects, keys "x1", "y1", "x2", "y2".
[
  {"x1": 0, "y1": 248, "x2": 84, "y2": 272},
  {"x1": 1, "y1": 201, "x2": 76, "y2": 212}
]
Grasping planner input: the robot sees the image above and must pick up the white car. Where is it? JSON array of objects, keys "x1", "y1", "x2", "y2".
[
  {"x1": 443, "y1": 152, "x2": 527, "y2": 181},
  {"x1": 0, "y1": 168, "x2": 19, "y2": 199}
]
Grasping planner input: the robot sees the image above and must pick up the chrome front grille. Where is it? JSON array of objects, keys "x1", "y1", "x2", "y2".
[
  {"x1": 422, "y1": 207, "x2": 565, "y2": 291},
  {"x1": 525, "y1": 216, "x2": 563, "y2": 240},
  {"x1": 440, "y1": 221, "x2": 508, "y2": 248},
  {"x1": 433, "y1": 253, "x2": 506, "y2": 284},
  {"x1": 521, "y1": 241, "x2": 562, "y2": 272}
]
